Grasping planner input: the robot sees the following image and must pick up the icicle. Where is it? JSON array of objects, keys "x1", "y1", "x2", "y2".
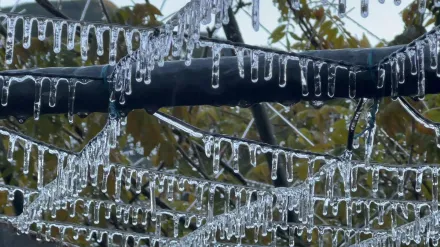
[
  {"x1": 251, "y1": 50, "x2": 259, "y2": 83},
  {"x1": 271, "y1": 151, "x2": 279, "y2": 180},
  {"x1": 433, "y1": 168, "x2": 438, "y2": 212},
  {"x1": 96, "y1": 25, "x2": 106, "y2": 56},
  {"x1": 249, "y1": 144, "x2": 258, "y2": 167},
  {"x1": 149, "y1": 175, "x2": 157, "y2": 221},
  {"x1": 299, "y1": 58, "x2": 310, "y2": 96},
  {"x1": 109, "y1": 27, "x2": 120, "y2": 65},
  {"x1": 338, "y1": 0, "x2": 346, "y2": 16},
  {"x1": 196, "y1": 182, "x2": 205, "y2": 210},
  {"x1": 377, "y1": 62, "x2": 385, "y2": 89},
  {"x1": 407, "y1": 47, "x2": 418, "y2": 75},
  {"x1": 53, "y1": 20, "x2": 64, "y2": 53},
  {"x1": 236, "y1": 47, "x2": 245, "y2": 78},
  {"x1": 68, "y1": 78, "x2": 77, "y2": 124},
  {"x1": 214, "y1": 0, "x2": 224, "y2": 28},
  {"x1": 252, "y1": 0, "x2": 260, "y2": 31},
  {"x1": 166, "y1": 177, "x2": 175, "y2": 201},
  {"x1": 372, "y1": 167, "x2": 379, "y2": 193},
  {"x1": 5, "y1": 16, "x2": 18, "y2": 64},
  {"x1": 328, "y1": 64, "x2": 336, "y2": 97},
  {"x1": 80, "y1": 25, "x2": 91, "y2": 61},
  {"x1": 390, "y1": 57, "x2": 398, "y2": 100},
  {"x1": 211, "y1": 44, "x2": 222, "y2": 88},
  {"x1": 232, "y1": 141, "x2": 239, "y2": 173},
  {"x1": 397, "y1": 53, "x2": 406, "y2": 84},
  {"x1": 23, "y1": 17, "x2": 32, "y2": 49},
  {"x1": 349, "y1": 67, "x2": 357, "y2": 99},
  {"x1": 207, "y1": 185, "x2": 215, "y2": 222},
  {"x1": 279, "y1": 55, "x2": 287, "y2": 87},
  {"x1": 428, "y1": 34, "x2": 438, "y2": 70},
  {"x1": 415, "y1": 169, "x2": 423, "y2": 193},
  {"x1": 203, "y1": 136, "x2": 214, "y2": 158},
  {"x1": 287, "y1": 153, "x2": 294, "y2": 182},
  {"x1": 37, "y1": 18, "x2": 48, "y2": 41},
  {"x1": 361, "y1": 0, "x2": 369, "y2": 17},
  {"x1": 365, "y1": 110, "x2": 377, "y2": 165},
  {"x1": 416, "y1": 41, "x2": 425, "y2": 99},
  {"x1": 7, "y1": 135, "x2": 17, "y2": 162},
  {"x1": 212, "y1": 138, "x2": 221, "y2": 174},
  {"x1": 419, "y1": 0, "x2": 427, "y2": 14},
  {"x1": 264, "y1": 53, "x2": 274, "y2": 81},
  {"x1": 314, "y1": 61, "x2": 323, "y2": 96},
  {"x1": 34, "y1": 77, "x2": 43, "y2": 120},
  {"x1": 353, "y1": 137, "x2": 360, "y2": 149},
  {"x1": 37, "y1": 146, "x2": 47, "y2": 190},
  {"x1": 49, "y1": 78, "x2": 59, "y2": 107},
  {"x1": 351, "y1": 166, "x2": 358, "y2": 192},
  {"x1": 23, "y1": 141, "x2": 31, "y2": 174},
  {"x1": 397, "y1": 168, "x2": 405, "y2": 197},
  {"x1": 67, "y1": 22, "x2": 77, "y2": 50}
]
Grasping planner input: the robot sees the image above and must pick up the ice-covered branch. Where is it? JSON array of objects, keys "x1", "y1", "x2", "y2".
[{"x1": 2, "y1": 43, "x2": 439, "y2": 121}]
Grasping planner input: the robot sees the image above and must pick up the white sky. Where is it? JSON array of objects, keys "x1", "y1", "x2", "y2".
[{"x1": 0, "y1": 0, "x2": 407, "y2": 47}]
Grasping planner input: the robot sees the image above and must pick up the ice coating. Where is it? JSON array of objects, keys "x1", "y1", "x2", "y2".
[
  {"x1": 416, "y1": 40, "x2": 425, "y2": 100},
  {"x1": 348, "y1": 67, "x2": 357, "y2": 99},
  {"x1": 2, "y1": 1, "x2": 440, "y2": 246},
  {"x1": 314, "y1": 61, "x2": 323, "y2": 96},
  {"x1": 299, "y1": 58, "x2": 310, "y2": 96}
]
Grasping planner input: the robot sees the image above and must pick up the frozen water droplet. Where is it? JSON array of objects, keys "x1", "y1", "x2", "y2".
[
  {"x1": 361, "y1": 0, "x2": 369, "y2": 17},
  {"x1": 314, "y1": 61, "x2": 323, "y2": 96},
  {"x1": 252, "y1": 0, "x2": 260, "y2": 31},
  {"x1": 34, "y1": 77, "x2": 43, "y2": 120},
  {"x1": 5, "y1": 16, "x2": 18, "y2": 64},
  {"x1": 377, "y1": 62, "x2": 386, "y2": 89},
  {"x1": 349, "y1": 67, "x2": 357, "y2": 99},
  {"x1": 23, "y1": 141, "x2": 32, "y2": 174},
  {"x1": 428, "y1": 34, "x2": 438, "y2": 70},
  {"x1": 236, "y1": 47, "x2": 245, "y2": 78},
  {"x1": 251, "y1": 50, "x2": 259, "y2": 83},
  {"x1": 328, "y1": 64, "x2": 336, "y2": 97},
  {"x1": 299, "y1": 58, "x2": 310, "y2": 96},
  {"x1": 279, "y1": 55, "x2": 287, "y2": 87},
  {"x1": 264, "y1": 53, "x2": 274, "y2": 81},
  {"x1": 338, "y1": 0, "x2": 346, "y2": 16},
  {"x1": 211, "y1": 44, "x2": 222, "y2": 89},
  {"x1": 7, "y1": 134, "x2": 17, "y2": 162},
  {"x1": 416, "y1": 41, "x2": 425, "y2": 100},
  {"x1": 68, "y1": 78, "x2": 77, "y2": 124},
  {"x1": 390, "y1": 57, "x2": 398, "y2": 100},
  {"x1": 397, "y1": 53, "x2": 406, "y2": 84}
]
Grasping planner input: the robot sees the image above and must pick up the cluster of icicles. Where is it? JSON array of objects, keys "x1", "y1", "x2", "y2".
[
  {"x1": 0, "y1": 108, "x2": 439, "y2": 246},
  {"x1": 3, "y1": 0, "x2": 440, "y2": 108},
  {"x1": 376, "y1": 29, "x2": 440, "y2": 102},
  {"x1": 0, "y1": 75, "x2": 87, "y2": 123},
  {"x1": 337, "y1": 0, "x2": 440, "y2": 17}
]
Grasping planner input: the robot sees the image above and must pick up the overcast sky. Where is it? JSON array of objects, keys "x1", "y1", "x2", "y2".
[{"x1": 0, "y1": 0, "x2": 407, "y2": 48}]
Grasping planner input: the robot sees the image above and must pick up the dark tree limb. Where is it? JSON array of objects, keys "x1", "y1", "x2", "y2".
[
  {"x1": 35, "y1": 0, "x2": 70, "y2": 19},
  {"x1": 0, "y1": 44, "x2": 431, "y2": 120},
  {"x1": 98, "y1": 0, "x2": 112, "y2": 23}
]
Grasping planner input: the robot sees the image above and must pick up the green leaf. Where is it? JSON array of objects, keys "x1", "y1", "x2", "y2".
[
  {"x1": 289, "y1": 32, "x2": 302, "y2": 41},
  {"x1": 269, "y1": 24, "x2": 286, "y2": 43}
]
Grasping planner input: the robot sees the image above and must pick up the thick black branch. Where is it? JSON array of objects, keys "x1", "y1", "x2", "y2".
[{"x1": 1, "y1": 45, "x2": 437, "y2": 120}]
